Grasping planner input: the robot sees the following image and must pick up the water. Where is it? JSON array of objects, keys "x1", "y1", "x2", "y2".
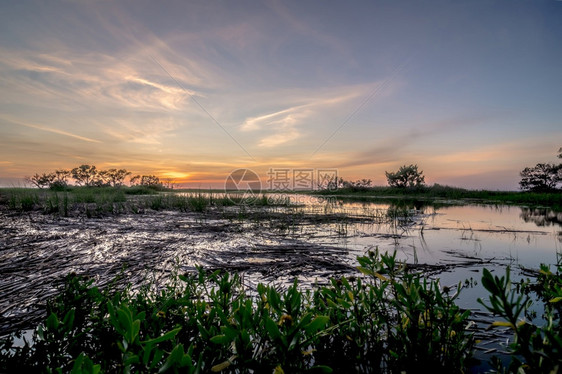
[{"x1": 288, "y1": 199, "x2": 561, "y2": 371}]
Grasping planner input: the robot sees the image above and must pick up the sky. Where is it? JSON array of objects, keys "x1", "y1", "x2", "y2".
[{"x1": 1, "y1": 0, "x2": 561, "y2": 190}]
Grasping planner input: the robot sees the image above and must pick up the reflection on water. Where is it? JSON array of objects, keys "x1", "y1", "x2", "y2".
[{"x1": 520, "y1": 207, "x2": 562, "y2": 227}]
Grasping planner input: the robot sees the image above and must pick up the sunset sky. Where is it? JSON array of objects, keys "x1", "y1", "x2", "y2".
[{"x1": 1, "y1": 0, "x2": 561, "y2": 190}]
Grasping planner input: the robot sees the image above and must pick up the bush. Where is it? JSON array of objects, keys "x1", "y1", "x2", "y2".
[{"x1": 385, "y1": 164, "x2": 426, "y2": 188}]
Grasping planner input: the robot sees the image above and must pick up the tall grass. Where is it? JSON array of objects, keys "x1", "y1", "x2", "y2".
[
  {"x1": 0, "y1": 187, "x2": 127, "y2": 216},
  {"x1": 0, "y1": 187, "x2": 295, "y2": 219}
]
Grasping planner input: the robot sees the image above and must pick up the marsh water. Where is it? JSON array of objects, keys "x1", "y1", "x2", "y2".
[{"x1": 0, "y1": 193, "x2": 561, "y2": 369}]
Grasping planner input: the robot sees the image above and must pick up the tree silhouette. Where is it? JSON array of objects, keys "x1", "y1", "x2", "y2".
[
  {"x1": 519, "y1": 148, "x2": 562, "y2": 192},
  {"x1": 26, "y1": 173, "x2": 55, "y2": 189},
  {"x1": 385, "y1": 164, "x2": 425, "y2": 188},
  {"x1": 519, "y1": 163, "x2": 560, "y2": 192},
  {"x1": 71, "y1": 165, "x2": 98, "y2": 186},
  {"x1": 99, "y1": 169, "x2": 131, "y2": 187}
]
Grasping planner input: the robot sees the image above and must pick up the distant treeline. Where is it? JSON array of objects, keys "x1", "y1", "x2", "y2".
[{"x1": 25, "y1": 165, "x2": 167, "y2": 190}]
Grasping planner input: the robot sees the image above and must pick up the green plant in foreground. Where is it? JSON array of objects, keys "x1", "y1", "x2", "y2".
[
  {"x1": 0, "y1": 254, "x2": 476, "y2": 373},
  {"x1": 312, "y1": 249, "x2": 473, "y2": 373},
  {"x1": 478, "y1": 265, "x2": 562, "y2": 373}
]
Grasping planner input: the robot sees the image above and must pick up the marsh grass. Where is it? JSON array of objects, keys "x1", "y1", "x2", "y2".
[
  {"x1": 0, "y1": 188, "x2": 218, "y2": 216},
  {"x1": 2, "y1": 188, "x2": 403, "y2": 236},
  {"x1": 315, "y1": 185, "x2": 562, "y2": 210},
  {"x1": 0, "y1": 187, "x2": 129, "y2": 215}
]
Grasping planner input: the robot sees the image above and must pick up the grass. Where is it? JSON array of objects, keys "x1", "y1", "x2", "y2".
[
  {"x1": 313, "y1": 184, "x2": 562, "y2": 210},
  {"x1": 0, "y1": 188, "x2": 297, "y2": 218},
  {"x1": 3, "y1": 184, "x2": 561, "y2": 217},
  {"x1": 0, "y1": 187, "x2": 130, "y2": 216}
]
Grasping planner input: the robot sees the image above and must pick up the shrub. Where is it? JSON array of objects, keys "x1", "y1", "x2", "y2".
[{"x1": 385, "y1": 164, "x2": 426, "y2": 188}]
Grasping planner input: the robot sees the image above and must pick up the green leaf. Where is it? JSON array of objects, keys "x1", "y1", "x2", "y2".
[
  {"x1": 116, "y1": 340, "x2": 126, "y2": 353},
  {"x1": 210, "y1": 334, "x2": 231, "y2": 345},
  {"x1": 46, "y1": 312, "x2": 59, "y2": 331},
  {"x1": 265, "y1": 317, "x2": 281, "y2": 340},
  {"x1": 241, "y1": 329, "x2": 250, "y2": 345},
  {"x1": 357, "y1": 266, "x2": 374, "y2": 277},
  {"x1": 62, "y1": 309, "x2": 76, "y2": 330},
  {"x1": 223, "y1": 326, "x2": 238, "y2": 340},
  {"x1": 180, "y1": 353, "x2": 193, "y2": 367},
  {"x1": 150, "y1": 349, "x2": 165, "y2": 370},
  {"x1": 70, "y1": 352, "x2": 102, "y2": 374},
  {"x1": 142, "y1": 327, "x2": 182, "y2": 345},
  {"x1": 142, "y1": 341, "x2": 154, "y2": 365},
  {"x1": 296, "y1": 313, "x2": 312, "y2": 330},
  {"x1": 71, "y1": 353, "x2": 85, "y2": 373},
  {"x1": 159, "y1": 344, "x2": 185, "y2": 373},
  {"x1": 123, "y1": 353, "x2": 140, "y2": 366},
  {"x1": 131, "y1": 319, "x2": 140, "y2": 343},
  {"x1": 304, "y1": 316, "x2": 330, "y2": 334},
  {"x1": 338, "y1": 299, "x2": 352, "y2": 309},
  {"x1": 481, "y1": 269, "x2": 498, "y2": 294},
  {"x1": 117, "y1": 307, "x2": 133, "y2": 335}
]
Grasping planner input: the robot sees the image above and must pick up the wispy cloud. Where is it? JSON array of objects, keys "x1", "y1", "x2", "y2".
[
  {"x1": 2, "y1": 117, "x2": 101, "y2": 143},
  {"x1": 257, "y1": 113, "x2": 307, "y2": 148},
  {"x1": 240, "y1": 104, "x2": 309, "y2": 147},
  {"x1": 239, "y1": 88, "x2": 372, "y2": 148},
  {"x1": 100, "y1": 117, "x2": 182, "y2": 145},
  {"x1": 0, "y1": 44, "x2": 207, "y2": 113}
]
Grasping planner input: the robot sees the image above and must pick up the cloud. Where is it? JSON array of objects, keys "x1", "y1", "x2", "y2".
[
  {"x1": 239, "y1": 88, "x2": 373, "y2": 148},
  {"x1": 100, "y1": 117, "x2": 182, "y2": 145},
  {"x1": 240, "y1": 104, "x2": 309, "y2": 147},
  {"x1": 2, "y1": 117, "x2": 101, "y2": 143},
  {"x1": 256, "y1": 114, "x2": 305, "y2": 148},
  {"x1": 240, "y1": 106, "x2": 305, "y2": 132},
  {"x1": 0, "y1": 41, "x2": 208, "y2": 114}
]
